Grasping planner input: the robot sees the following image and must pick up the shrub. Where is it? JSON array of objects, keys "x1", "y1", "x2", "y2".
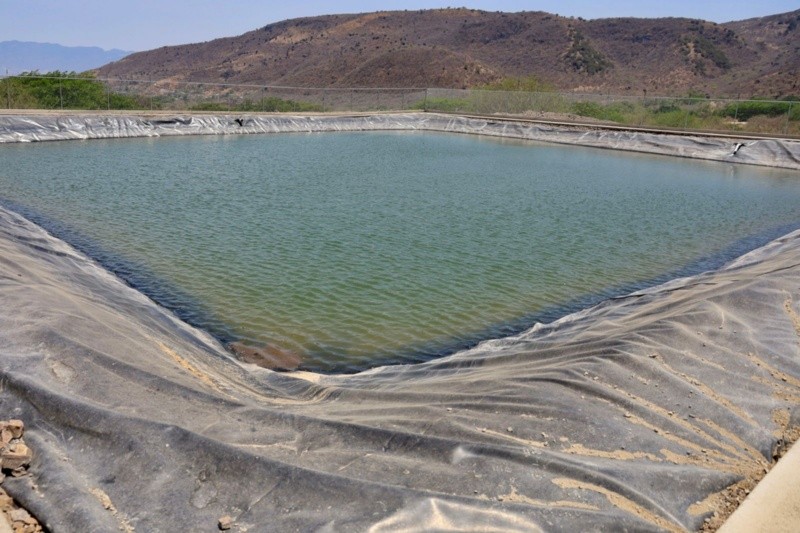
[
  {"x1": 692, "y1": 37, "x2": 731, "y2": 70},
  {"x1": 1, "y1": 71, "x2": 144, "y2": 110},
  {"x1": 647, "y1": 109, "x2": 697, "y2": 128},
  {"x1": 653, "y1": 102, "x2": 680, "y2": 114},
  {"x1": 570, "y1": 101, "x2": 627, "y2": 123},
  {"x1": 566, "y1": 31, "x2": 612, "y2": 75},
  {"x1": 412, "y1": 97, "x2": 472, "y2": 112},
  {"x1": 719, "y1": 99, "x2": 797, "y2": 121}
]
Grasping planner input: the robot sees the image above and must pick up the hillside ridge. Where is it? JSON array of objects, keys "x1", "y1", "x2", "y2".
[{"x1": 96, "y1": 8, "x2": 800, "y2": 97}]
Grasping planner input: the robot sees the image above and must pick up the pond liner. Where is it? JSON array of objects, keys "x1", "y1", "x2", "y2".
[
  {"x1": 1, "y1": 114, "x2": 799, "y2": 530},
  {"x1": 1, "y1": 195, "x2": 800, "y2": 530},
  {"x1": 1, "y1": 112, "x2": 799, "y2": 170}
]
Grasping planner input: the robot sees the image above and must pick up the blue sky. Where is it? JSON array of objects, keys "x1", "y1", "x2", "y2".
[{"x1": 2, "y1": 0, "x2": 798, "y2": 51}]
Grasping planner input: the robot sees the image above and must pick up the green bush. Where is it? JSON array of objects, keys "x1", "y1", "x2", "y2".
[
  {"x1": 570, "y1": 101, "x2": 626, "y2": 123},
  {"x1": 719, "y1": 99, "x2": 797, "y2": 121},
  {"x1": 647, "y1": 109, "x2": 697, "y2": 128},
  {"x1": 692, "y1": 37, "x2": 731, "y2": 70},
  {"x1": 1, "y1": 71, "x2": 142, "y2": 110},
  {"x1": 567, "y1": 30, "x2": 612, "y2": 75},
  {"x1": 653, "y1": 102, "x2": 681, "y2": 114}
]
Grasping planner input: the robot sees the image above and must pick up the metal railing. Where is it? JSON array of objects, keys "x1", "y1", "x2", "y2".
[{"x1": 1, "y1": 74, "x2": 797, "y2": 136}]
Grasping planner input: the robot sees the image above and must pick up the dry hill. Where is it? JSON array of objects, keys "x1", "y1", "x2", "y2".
[{"x1": 97, "y1": 8, "x2": 800, "y2": 97}]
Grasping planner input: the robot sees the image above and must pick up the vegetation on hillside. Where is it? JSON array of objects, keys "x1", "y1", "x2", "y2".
[
  {"x1": 682, "y1": 35, "x2": 732, "y2": 75},
  {"x1": 565, "y1": 29, "x2": 613, "y2": 75}
]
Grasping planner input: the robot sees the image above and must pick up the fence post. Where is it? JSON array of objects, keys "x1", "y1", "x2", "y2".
[
  {"x1": 5, "y1": 73, "x2": 10, "y2": 109},
  {"x1": 639, "y1": 100, "x2": 645, "y2": 127},
  {"x1": 59, "y1": 77, "x2": 63, "y2": 110},
  {"x1": 423, "y1": 88, "x2": 428, "y2": 111},
  {"x1": 786, "y1": 101, "x2": 793, "y2": 136},
  {"x1": 106, "y1": 83, "x2": 111, "y2": 111}
]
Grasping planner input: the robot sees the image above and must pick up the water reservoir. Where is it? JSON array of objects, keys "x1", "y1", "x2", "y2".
[{"x1": 1, "y1": 131, "x2": 799, "y2": 371}]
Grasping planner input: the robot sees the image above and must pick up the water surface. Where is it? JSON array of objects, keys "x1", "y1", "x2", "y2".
[{"x1": 1, "y1": 131, "x2": 799, "y2": 371}]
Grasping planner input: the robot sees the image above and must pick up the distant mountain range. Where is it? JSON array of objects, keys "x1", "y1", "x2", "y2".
[
  {"x1": 95, "y1": 8, "x2": 800, "y2": 97},
  {"x1": 0, "y1": 41, "x2": 132, "y2": 75}
]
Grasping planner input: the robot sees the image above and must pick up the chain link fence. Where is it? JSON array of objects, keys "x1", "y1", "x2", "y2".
[
  {"x1": 1, "y1": 74, "x2": 797, "y2": 136},
  {"x1": 425, "y1": 88, "x2": 799, "y2": 136},
  {"x1": 106, "y1": 79, "x2": 429, "y2": 113},
  {"x1": 0, "y1": 74, "x2": 426, "y2": 113}
]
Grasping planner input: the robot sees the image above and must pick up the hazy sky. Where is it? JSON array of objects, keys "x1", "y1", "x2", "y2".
[{"x1": 2, "y1": 0, "x2": 797, "y2": 51}]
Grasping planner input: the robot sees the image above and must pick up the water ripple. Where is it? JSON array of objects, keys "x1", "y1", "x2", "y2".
[{"x1": 1, "y1": 132, "x2": 799, "y2": 371}]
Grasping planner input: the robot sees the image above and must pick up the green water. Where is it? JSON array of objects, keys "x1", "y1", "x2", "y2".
[{"x1": 1, "y1": 131, "x2": 799, "y2": 371}]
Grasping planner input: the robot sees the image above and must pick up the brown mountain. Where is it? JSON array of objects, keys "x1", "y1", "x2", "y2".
[{"x1": 96, "y1": 8, "x2": 800, "y2": 97}]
